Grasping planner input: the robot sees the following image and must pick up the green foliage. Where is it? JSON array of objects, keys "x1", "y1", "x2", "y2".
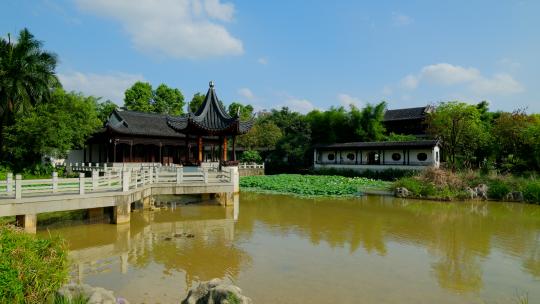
[
  {"x1": 427, "y1": 101, "x2": 487, "y2": 169},
  {"x1": 227, "y1": 102, "x2": 254, "y2": 120},
  {"x1": 350, "y1": 102, "x2": 387, "y2": 141},
  {"x1": 226, "y1": 292, "x2": 241, "y2": 304},
  {"x1": 0, "y1": 225, "x2": 69, "y2": 303},
  {"x1": 124, "y1": 82, "x2": 184, "y2": 115},
  {"x1": 96, "y1": 100, "x2": 118, "y2": 123},
  {"x1": 487, "y1": 179, "x2": 512, "y2": 200},
  {"x1": 522, "y1": 180, "x2": 540, "y2": 203},
  {"x1": 189, "y1": 92, "x2": 205, "y2": 113},
  {"x1": 154, "y1": 84, "x2": 184, "y2": 115},
  {"x1": 240, "y1": 174, "x2": 391, "y2": 196},
  {"x1": 5, "y1": 89, "x2": 101, "y2": 165},
  {"x1": 53, "y1": 293, "x2": 89, "y2": 304},
  {"x1": 124, "y1": 81, "x2": 154, "y2": 112},
  {"x1": 240, "y1": 150, "x2": 262, "y2": 164},
  {"x1": 238, "y1": 120, "x2": 282, "y2": 151},
  {"x1": 0, "y1": 28, "x2": 59, "y2": 156}
]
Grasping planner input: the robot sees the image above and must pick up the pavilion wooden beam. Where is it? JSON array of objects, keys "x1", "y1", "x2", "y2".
[
  {"x1": 198, "y1": 136, "x2": 203, "y2": 163},
  {"x1": 222, "y1": 137, "x2": 228, "y2": 161}
]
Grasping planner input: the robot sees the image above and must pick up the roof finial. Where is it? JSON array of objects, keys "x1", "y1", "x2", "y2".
[{"x1": 209, "y1": 80, "x2": 214, "y2": 88}]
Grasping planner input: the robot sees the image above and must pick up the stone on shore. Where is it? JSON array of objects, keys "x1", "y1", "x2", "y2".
[
  {"x1": 57, "y1": 283, "x2": 130, "y2": 304},
  {"x1": 395, "y1": 187, "x2": 409, "y2": 198},
  {"x1": 181, "y1": 278, "x2": 252, "y2": 304}
]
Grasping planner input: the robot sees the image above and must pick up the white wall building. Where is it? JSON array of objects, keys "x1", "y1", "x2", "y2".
[{"x1": 314, "y1": 140, "x2": 440, "y2": 171}]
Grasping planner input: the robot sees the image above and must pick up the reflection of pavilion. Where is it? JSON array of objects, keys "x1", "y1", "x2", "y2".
[{"x1": 68, "y1": 198, "x2": 249, "y2": 285}]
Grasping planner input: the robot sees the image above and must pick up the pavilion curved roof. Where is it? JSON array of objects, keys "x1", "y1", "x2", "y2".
[{"x1": 167, "y1": 82, "x2": 254, "y2": 136}]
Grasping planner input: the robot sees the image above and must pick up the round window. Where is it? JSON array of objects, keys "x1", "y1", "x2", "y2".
[
  {"x1": 346, "y1": 153, "x2": 355, "y2": 161},
  {"x1": 417, "y1": 153, "x2": 428, "y2": 161},
  {"x1": 327, "y1": 153, "x2": 335, "y2": 161},
  {"x1": 392, "y1": 153, "x2": 401, "y2": 161}
]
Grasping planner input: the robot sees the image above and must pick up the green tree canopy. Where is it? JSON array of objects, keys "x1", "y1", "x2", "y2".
[
  {"x1": 427, "y1": 101, "x2": 487, "y2": 170},
  {"x1": 124, "y1": 81, "x2": 154, "y2": 112},
  {"x1": 227, "y1": 102, "x2": 254, "y2": 120},
  {"x1": 0, "y1": 28, "x2": 59, "y2": 154},
  {"x1": 96, "y1": 100, "x2": 118, "y2": 123},
  {"x1": 5, "y1": 89, "x2": 101, "y2": 164},
  {"x1": 189, "y1": 92, "x2": 206, "y2": 113},
  {"x1": 154, "y1": 84, "x2": 184, "y2": 115}
]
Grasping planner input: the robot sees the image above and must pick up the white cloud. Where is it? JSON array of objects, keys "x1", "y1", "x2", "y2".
[
  {"x1": 337, "y1": 93, "x2": 362, "y2": 108},
  {"x1": 257, "y1": 57, "x2": 268, "y2": 65},
  {"x1": 76, "y1": 0, "x2": 243, "y2": 59},
  {"x1": 392, "y1": 12, "x2": 413, "y2": 26},
  {"x1": 58, "y1": 71, "x2": 144, "y2": 104},
  {"x1": 398, "y1": 63, "x2": 524, "y2": 95},
  {"x1": 399, "y1": 74, "x2": 419, "y2": 90},
  {"x1": 285, "y1": 98, "x2": 315, "y2": 113},
  {"x1": 237, "y1": 88, "x2": 255, "y2": 100}
]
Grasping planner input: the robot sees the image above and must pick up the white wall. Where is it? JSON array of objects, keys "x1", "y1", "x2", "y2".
[{"x1": 315, "y1": 147, "x2": 438, "y2": 168}]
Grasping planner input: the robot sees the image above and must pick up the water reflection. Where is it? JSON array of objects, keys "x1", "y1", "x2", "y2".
[{"x1": 40, "y1": 193, "x2": 540, "y2": 303}]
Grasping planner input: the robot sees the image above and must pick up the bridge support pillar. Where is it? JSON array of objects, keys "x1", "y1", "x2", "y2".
[
  {"x1": 15, "y1": 214, "x2": 37, "y2": 234},
  {"x1": 142, "y1": 196, "x2": 153, "y2": 210},
  {"x1": 113, "y1": 196, "x2": 131, "y2": 224},
  {"x1": 215, "y1": 192, "x2": 236, "y2": 206}
]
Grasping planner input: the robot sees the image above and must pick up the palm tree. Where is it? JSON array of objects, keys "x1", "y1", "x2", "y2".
[{"x1": 0, "y1": 28, "x2": 59, "y2": 156}]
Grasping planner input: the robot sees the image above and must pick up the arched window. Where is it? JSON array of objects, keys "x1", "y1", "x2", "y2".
[
  {"x1": 417, "y1": 153, "x2": 428, "y2": 161},
  {"x1": 327, "y1": 153, "x2": 335, "y2": 161},
  {"x1": 346, "y1": 153, "x2": 355, "y2": 161},
  {"x1": 392, "y1": 153, "x2": 401, "y2": 161}
]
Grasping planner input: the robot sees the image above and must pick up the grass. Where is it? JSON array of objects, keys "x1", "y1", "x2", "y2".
[
  {"x1": 240, "y1": 174, "x2": 391, "y2": 197},
  {"x1": 53, "y1": 294, "x2": 89, "y2": 304}
]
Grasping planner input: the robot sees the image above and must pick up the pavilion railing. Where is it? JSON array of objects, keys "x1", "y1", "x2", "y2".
[{"x1": 0, "y1": 166, "x2": 235, "y2": 200}]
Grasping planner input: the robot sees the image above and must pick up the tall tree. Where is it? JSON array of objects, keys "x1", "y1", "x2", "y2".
[
  {"x1": 189, "y1": 92, "x2": 206, "y2": 113},
  {"x1": 0, "y1": 28, "x2": 59, "y2": 155},
  {"x1": 96, "y1": 100, "x2": 118, "y2": 123},
  {"x1": 427, "y1": 102, "x2": 486, "y2": 170},
  {"x1": 124, "y1": 81, "x2": 153, "y2": 112},
  {"x1": 350, "y1": 102, "x2": 387, "y2": 141},
  {"x1": 227, "y1": 102, "x2": 254, "y2": 120},
  {"x1": 154, "y1": 84, "x2": 184, "y2": 115}
]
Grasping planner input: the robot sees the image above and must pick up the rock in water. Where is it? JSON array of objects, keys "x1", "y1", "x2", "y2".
[
  {"x1": 57, "y1": 283, "x2": 130, "y2": 304},
  {"x1": 181, "y1": 278, "x2": 252, "y2": 304},
  {"x1": 474, "y1": 184, "x2": 489, "y2": 200},
  {"x1": 395, "y1": 187, "x2": 409, "y2": 198}
]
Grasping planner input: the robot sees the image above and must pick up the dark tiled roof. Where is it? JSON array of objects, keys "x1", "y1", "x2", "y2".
[
  {"x1": 167, "y1": 82, "x2": 254, "y2": 135},
  {"x1": 315, "y1": 140, "x2": 439, "y2": 149},
  {"x1": 383, "y1": 106, "x2": 433, "y2": 121},
  {"x1": 106, "y1": 110, "x2": 185, "y2": 138}
]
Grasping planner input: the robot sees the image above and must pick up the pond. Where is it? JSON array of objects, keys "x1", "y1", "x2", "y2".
[{"x1": 39, "y1": 193, "x2": 540, "y2": 303}]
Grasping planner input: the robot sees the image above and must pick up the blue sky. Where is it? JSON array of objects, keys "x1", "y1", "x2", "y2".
[{"x1": 2, "y1": 0, "x2": 539, "y2": 112}]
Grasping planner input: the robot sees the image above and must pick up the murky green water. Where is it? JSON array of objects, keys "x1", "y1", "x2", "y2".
[{"x1": 39, "y1": 193, "x2": 540, "y2": 303}]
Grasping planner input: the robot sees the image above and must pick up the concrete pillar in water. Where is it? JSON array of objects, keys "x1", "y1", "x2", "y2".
[
  {"x1": 113, "y1": 196, "x2": 131, "y2": 224},
  {"x1": 142, "y1": 196, "x2": 153, "y2": 210},
  {"x1": 216, "y1": 192, "x2": 236, "y2": 206},
  {"x1": 15, "y1": 214, "x2": 37, "y2": 234}
]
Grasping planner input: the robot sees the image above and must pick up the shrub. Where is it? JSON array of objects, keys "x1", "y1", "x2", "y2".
[
  {"x1": 487, "y1": 179, "x2": 512, "y2": 200},
  {"x1": 0, "y1": 225, "x2": 69, "y2": 303},
  {"x1": 240, "y1": 150, "x2": 262, "y2": 164},
  {"x1": 523, "y1": 180, "x2": 540, "y2": 203}
]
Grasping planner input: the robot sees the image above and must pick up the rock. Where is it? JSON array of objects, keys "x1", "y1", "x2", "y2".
[
  {"x1": 474, "y1": 184, "x2": 488, "y2": 200},
  {"x1": 394, "y1": 187, "x2": 409, "y2": 198},
  {"x1": 465, "y1": 187, "x2": 477, "y2": 199},
  {"x1": 57, "y1": 283, "x2": 129, "y2": 304},
  {"x1": 504, "y1": 191, "x2": 524, "y2": 202},
  {"x1": 181, "y1": 278, "x2": 252, "y2": 304}
]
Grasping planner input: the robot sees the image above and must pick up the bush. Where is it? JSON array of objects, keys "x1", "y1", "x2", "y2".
[
  {"x1": 0, "y1": 225, "x2": 69, "y2": 303},
  {"x1": 240, "y1": 150, "x2": 262, "y2": 164},
  {"x1": 487, "y1": 179, "x2": 512, "y2": 200},
  {"x1": 523, "y1": 180, "x2": 540, "y2": 203}
]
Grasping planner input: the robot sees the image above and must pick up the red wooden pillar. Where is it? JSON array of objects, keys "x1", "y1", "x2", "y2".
[
  {"x1": 222, "y1": 137, "x2": 228, "y2": 161},
  {"x1": 197, "y1": 136, "x2": 203, "y2": 163},
  {"x1": 232, "y1": 136, "x2": 237, "y2": 161}
]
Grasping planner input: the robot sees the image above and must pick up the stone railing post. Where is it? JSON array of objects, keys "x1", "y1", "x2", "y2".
[
  {"x1": 142, "y1": 169, "x2": 146, "y2": 185},
  {"x1": 176, "y1": 167, "x2": 182, "y2": 185},
  {"x1": 122, "y1": 170, "x2": 130, "y2": 192},
  {"x1": 229, "y1": 167, "x2": 239, "y2": 193},
  {"x1": 79, "y1": 173, "x2": 85, "y2": 195},
  {"x1": 106, "y1": 171, "x2": 111, "y2": 187},
  {"x1": 203, "y1": 169, "x2": 208, "y2": 183},
  {"x1": 52, "y1": 172, "x2": 58, "y2": 193},
  {"x1": 15, "y1": 174, "x2": 22, "y2": 199},
  {"x1": 6, "y1": 172, "x2": 13, "y2": 194},
  {"x1": 155, "y1": 167, "x2": 160, "y2": 184},
  {"x1": 134, "y1": 169, "x2": 138, "y2": 189},
  {"x1": 92, "y1": 170, "x2": 98, "y2": 191}
]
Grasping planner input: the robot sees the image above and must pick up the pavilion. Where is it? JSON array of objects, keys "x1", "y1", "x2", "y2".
[{"x1": 76, "y1": 81, "x2": 254, "y2": 165}]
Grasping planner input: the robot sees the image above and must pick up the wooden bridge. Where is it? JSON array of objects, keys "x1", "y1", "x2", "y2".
[{"x1": 0, "y1": 165, "x2": 239, "y2": 233}]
